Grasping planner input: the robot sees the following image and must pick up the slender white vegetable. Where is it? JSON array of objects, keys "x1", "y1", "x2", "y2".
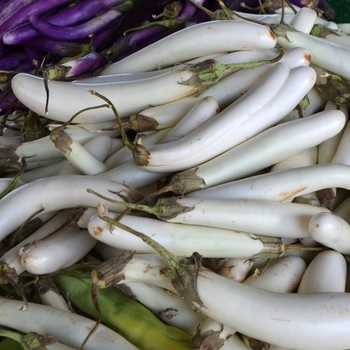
[
  {"x1": 277, "y1": 86, "x2": 327, "y2": 123},
  {"x1": 160, "y1": 96, "x2": 219, "y2": 143},
  {"x1": 124, "y1": 282, "x2": 206, "y2": 335},
  {"x1": 318, "y1": 101, "x2": 348, "y2": 165},
  {"x1": 134, "y1": 63, "x2": 316, "y2": 173},
  {"x1": 87, "y1": 212, "x2": 281, "y2": 257},
  {"x1": 74, "y1": 49, "x2": 279, "y2": 85},
  {"x1": 106, "y1": 252, "x2": 350, "y2": 349},
  {"x1": 187, "y1": 163, "x2": 350, "y2": 202},
  {"x1": 0, "y1": 175, "x2": 136, "y2": 240},
  {"x1": 309, "y1": 212, "x2": 350, "y2": 254},
  {"x1": 275, "y1": 26, "x2": 350, "y2": 79},
  {"x1": 1, "y1": 125, "x2": 118, "y2": 164},
  {"x1": 175, "y1": 109, "x2": 345, "y2": 192},
  {"x1": 137, "y1": 47, "x2": 311, "y2": 131},
  {"x1": 98, "y1": 160, "x2": 169, "y2": 189},
  {"x1": 243, "y1": 256, "x2": 307, "y2": 293},
  {"x1": 0, "y1": 297, "x2": 138, "y2": 350},
  {"x1": 331, "y1": 113, "x2": 350, "y2": 165},
  {"x1": 0, "y1": 210, "x2": 72, "y2": 275},
  {"x1": 37, "y1": 283, "x2": 71, "y2": 312},
  {"x1": 20, "y1": 228, "x2": 97, "y2": 274},
  {"x1": 158, "y1": 197, "x2": 330, "y2": 238},
  {"x1": 270, "y1": 146, "x2": 318, "y2": 172},
  {"x1": 288, "y1": 7, "x2": 318, "y2": 34},
  {"x1": 218, "y1": 258, "x2": 254, "y2": 282},
  {"x1": 11, "y1": 66, "x2": 207, "y2": 123},
  {"x1": 50, "y1": 128, "x2": 110, "y2": 175},
  {"x1": 100, "y1": 20, "x2": 277, "y2": 74},
  {"x1": 297, "y1": 250, "x2": 347, "y2": 293},
  {"x1": 192, "y1": 268, "x2": 350, "y2": 350}
]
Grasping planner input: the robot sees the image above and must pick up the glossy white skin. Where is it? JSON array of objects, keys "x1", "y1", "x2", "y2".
[
  {"x1": 160, "y1": 96, "x2": 219, "y2": 143},
  {"x1": 11, "y1": 125, "x2": 118, "y2": 163},
  {"x1": 21, "y1": 228, "x2": 97, "y2": 275},
  {"x1": 100, "y1": 20, "x2": 277, "y2": 74},
  {"x1": 309, "y1": 212, "x2": 350, "y2": 254},
  {"x1": 243, "y1": 256, "x2": 307, "y2": 293},
  {"x1": 277, "y1": 30, "x2": 350, "y2": 80},
  {"x1": 137, "y1": 63, "x2": 316, "y2": 173},
  {"x1": 98, "y1": 160, "x2": 169, "y2": 189},
  {"x1": 298, "y1": 250, "x2": 347, "y2": 293},
  {"x1": 165, "y1": 197, "x2": 330, "y2": 238},
  {"x1": 0, "y1": 210, "x2": 70, "y2": 275},
  {"x1": 74, "y1": 49, "x2": 279, "y2": 84},
  {"x1": 39, "y1": 289, "x2": 71, "y2": 312},
  {"x1": 54, "y1": 131, "x2": 110, "y2": 175},
  {"x1": 192, "y1": 109, "x2": 346, "y2": 187},
  {"x1": 332, "y1": 115, "x2": 350, "y2": 166},
  {"x1": 0, "y1": 175, "x2": 131, "y2": 240},
  {"x1": 11, "y1": 69, "x2": 198, "y2": 123},
  {"x1": 124, "y1": 282, "x2": 206, "y2": 336},
  {"x1": 0, "y1": 297, "x2": 138, "y2": 350},
  {"x1": 218, "y1": 258, "x2": 254, "y2": 282},
  {"x1": 115, "y1": 254, "x2": 350, "y2": 349},
  {"x1": 187, "y1": 163, "x2": 350, "y2": 202},
  {"x1": 318, "y1": 101, "x2": 348, "y2": 165},
  {"x1": 138, "y1": 46, "x2": 311, "y2": 130},
  {"x1": 270, "y1": 146, "x2": 318, "y2": 173},
  {"x1": 194, "y1": 268, "x2": 350, "y2": 350},
  {"x1": 288, "y1": 7, "x2": 318, "y2": 34},
  {"x1": 87, "y1": 213, "x2": 266, "y2": 258}
]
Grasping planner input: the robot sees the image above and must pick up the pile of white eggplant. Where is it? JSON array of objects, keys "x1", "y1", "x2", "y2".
[{"x1": 2, "y1": 4, "x2": 350, "y2": 350}]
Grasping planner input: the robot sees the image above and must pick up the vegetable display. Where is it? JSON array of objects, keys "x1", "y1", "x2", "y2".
[{"x1": 2, "y1": 0, "x2": 350, "y2": 349}]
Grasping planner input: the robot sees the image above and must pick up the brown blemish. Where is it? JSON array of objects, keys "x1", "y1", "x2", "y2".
[
  {"x1": 93, "y1": 226, "x2": 103, "y2": 236},
  {"x1": 278, "y1": 187, "x2": 307, "y2": 200}
]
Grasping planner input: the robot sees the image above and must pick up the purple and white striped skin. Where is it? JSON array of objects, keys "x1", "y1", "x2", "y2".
[
  {"x1": 29, "y1": 9, "x2": 122, "y2": 41},
  {"x1": 3, "y1": 0, "x2": 126, "y2": 45}
]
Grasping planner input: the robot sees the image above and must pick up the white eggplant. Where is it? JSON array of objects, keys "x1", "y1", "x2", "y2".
[
  {"x1": 0, "y1": 297, "x2": 138, "y2": 350},
  {"x1": 87, "y1": 212, "x2": 280, "y2": 258},
  {"x1": 187, "y1": 163, "x2": 350, "y2": 202},
  {"x1": 243, "y1": 256, "x2": 307, "y2": 293},
  {"x1": 0, "y1": 175, "x2": 136, "y2": 240},
  {"x1": 275, "y1": 26, "x2": 350, "y2": 79},
  {"x1": 178, "y1": 109, "x2": 345, "y2": 191},
  {"x1": 20, "y1": 227, "x2": 97, "y2": 275},
  {"x1": 309, "y1": 212, "x2": 350, "y2": 254},
  {"x1": 100, "y1": 20, "x2": 277, "y2": 74},
  {"x1": 134, "y1": 63, "x2": 316, "y2": 173},
  {"x1": 298, "y1": 250, "x2": 347, "y2": 293}
]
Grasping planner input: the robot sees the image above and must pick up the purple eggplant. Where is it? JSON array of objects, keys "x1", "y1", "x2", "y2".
[
  {"x1": 45, "y1": 52, "x2": 109, "y2": 80},
  {"x1": 0, "y1": 0, "x2": 36, "y2": 26},
  {"x1": 0, "y1": 0, "x2": 72, "y2": 40},
  {"x1": 103, "y1": 0, "x2": 200, "y2": 61},
  {"x1": 25, "y1": 37, "x2": 92, "y2": 57},
  {"x1": 0, "y1": 55, "x2": 20, "y2": 70},
  {"x1": 99, "y1": 0, "x2": 176, "y2": 51},
  {"x1": 2, "y1": 0, "x2": 132, "y2": 45},
  {"x1": 29, "y1": 9, "x2": 122, "y2": 41}
]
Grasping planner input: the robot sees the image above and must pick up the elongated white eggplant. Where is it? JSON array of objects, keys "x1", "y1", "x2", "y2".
[
  {"x1": 133, "y1": 63, "x2": 316, "y2": 173},
  {"x1": 101, "y1": 20, "x2": 277, "y2": 74}
]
